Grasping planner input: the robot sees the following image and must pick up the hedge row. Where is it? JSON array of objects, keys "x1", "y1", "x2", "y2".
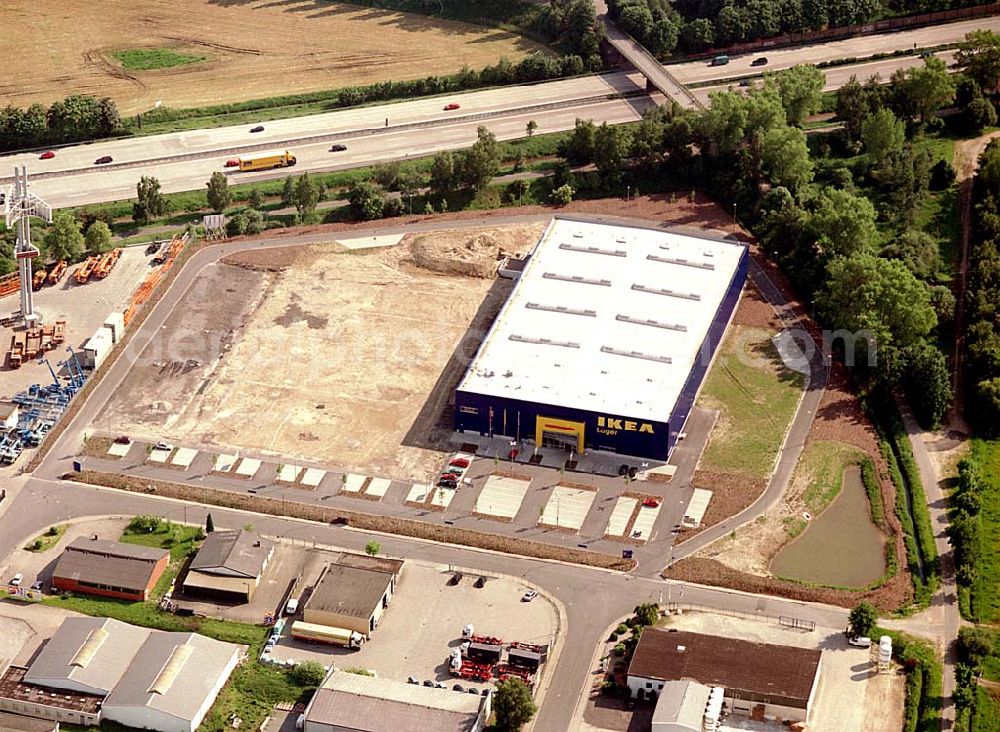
[{"x1": 878, "y1": 628, "x2": 943, "y2": 732}]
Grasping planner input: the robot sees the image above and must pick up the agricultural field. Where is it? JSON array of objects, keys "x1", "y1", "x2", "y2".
[
  {"x1": 1, "y1": 0, "x2": 545, "y2": 114},
  {"x1": 95, "y1": 224, "x2": 544, "y2": 480}
]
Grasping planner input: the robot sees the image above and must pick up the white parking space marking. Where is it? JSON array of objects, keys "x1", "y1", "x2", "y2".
[
  {"x1": 343, "y1": 474, "x2": 367, "y2": 493},
  {"x1": 475, "y1": 476, "x2": 531, "y2": 519},
  {"x1": 365, "y1": 478, "x2": 391, "y2": 499},
  {"x1": 606, "y1": 496, "x2": 638, "y2": 537},
  {"x1": 107, "y1": 442, "x2": 131, "y2": 457},
  {"x1": 213, "y1": 453, "x2": 238, "y2": 472},
  {"x1": 277, "y1": 464, "x2": 302, "y2": 483},
  {"x1": 539, "y1": 486, "x2": 596, "y2": 531},
  {"x1": 431, "y1": 487, "x2": 456, "y2": 509},
  {"x1": 236, "y1": 458, "x2": 262, "y2": 478},
  {"x1": 148, "y1": 449, "x2": 170, "y2": 464},
  {"x1": 631, "y1": 503, "x2": 662, "y2": 542},
  {"x1": 171, "y1": 447, "x2": 198, "y2": 468},
  {"x1": 406, "y1": 483, "x2": 429, "y2": 504},
  {"x1": 301, "y1": 468, "x2": 326, "y2": 487}
]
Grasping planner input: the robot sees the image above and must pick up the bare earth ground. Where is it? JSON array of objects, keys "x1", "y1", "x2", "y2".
[
  {"x1": 1, "y1": 0, "x2": 543, "y2": 113},
  {"x1": 97, "y1": 224, "x2": 544, "y2": 480}
]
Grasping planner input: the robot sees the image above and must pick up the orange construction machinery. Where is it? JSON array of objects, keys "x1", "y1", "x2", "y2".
[
  {"x1": 0, "y1": 272, "x2": 17, "y2": 298},
  {"x1": 74, "y1": 256, "x2": 98, "y2": 284},
  {"x1": 46, "y1": 260, "x2": 67, "y2": 286},
  {"x1": 7, "y1": 320, "x2": 66, "y2": 368},
  {"x1": 125, "y1": 232, "x2": 188, "y2": 326},
  {"x1": 32, "y1": 269, "x2": 47, "y2": 291},
  {"x1": 92, "y1": 248, "x2": 121, "y2": 279}
]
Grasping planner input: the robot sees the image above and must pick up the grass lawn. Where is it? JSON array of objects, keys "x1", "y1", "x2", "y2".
[
  {"x1": 198, "y1": 662, "x2": 314, "y2": 732},
  {"x1": 113, "y1": 48, "x2": 206, "y2": 71},
  {"x1": 120, "y1": 518, "x2": 204, "y2": 598},
  {"x1": 23, "y1": 524, "x2": 67, "y2": 552},
  {"x1": 970, "y1": 438, "x2": 1000, "y2": 623},
  {"x1": 697, "y1": 325, "x2": 805, "y2": 477},
  {"x1": 796, "y1": 440, "x2": 868, "y2": 517}
]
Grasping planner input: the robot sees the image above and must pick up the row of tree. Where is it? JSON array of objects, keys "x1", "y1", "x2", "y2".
[{"x1": 0, "y1": 95, "x2": 122, "y2": 153}]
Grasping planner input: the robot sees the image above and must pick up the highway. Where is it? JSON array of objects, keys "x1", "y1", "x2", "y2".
[{"x1": 668, "y1": 15, "x2": 999, "y2": 85}]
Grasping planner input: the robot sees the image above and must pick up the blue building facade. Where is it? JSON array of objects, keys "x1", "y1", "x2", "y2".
[{"x1": 454, "y1": 244, "x2": 749, "y2": 462}]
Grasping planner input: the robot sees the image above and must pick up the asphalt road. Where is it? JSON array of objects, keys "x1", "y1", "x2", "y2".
[
  {"x1": 668, "y1": 16, "x2": 999, "y2": 85},
  {"x1": 5, "y1": 214, "x2": 852, "y2": 730}
]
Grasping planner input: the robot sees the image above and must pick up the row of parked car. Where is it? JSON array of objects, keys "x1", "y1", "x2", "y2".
[{"x1": 437, "y1": 455, "x2": 471, "y2": 489}]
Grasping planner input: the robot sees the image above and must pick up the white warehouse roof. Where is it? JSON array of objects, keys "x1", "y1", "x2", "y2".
[{"x1": 458, "y1": 217, "x2": 746, "y2": 422}]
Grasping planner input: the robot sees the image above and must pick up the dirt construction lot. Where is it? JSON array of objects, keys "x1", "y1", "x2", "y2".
[
  {"x1": 97, "y1": 224, "x2": 544, "y2": 480},
  {"x1": 1, "y1": 0, "x2": 543, "y2": 113}
]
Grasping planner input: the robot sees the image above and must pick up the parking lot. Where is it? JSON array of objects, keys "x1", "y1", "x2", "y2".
[{"x1": 265, "y1": 562, "x2": 559, "y2": 692}]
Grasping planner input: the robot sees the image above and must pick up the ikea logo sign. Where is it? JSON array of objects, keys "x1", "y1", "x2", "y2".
[{"x1": 597, "y1": 416, "x2": 654, "y2": 435}]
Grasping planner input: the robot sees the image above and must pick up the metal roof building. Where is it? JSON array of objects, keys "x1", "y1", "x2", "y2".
[
  {"x1": 52, "y1": 538, "x2": 169, "y2": 601},
  {"x1": 302, "y1": 672, "x2": 489, "y2": 732},
  {"x1": 183, "y1": 530, "x2": 274, "y2": 602},
  {"x1": 4, "y1": 617, "x2": 242, "y2": 732},
  {"x1": 455, "y1": 217, "x2": 747, "y2": 462}
]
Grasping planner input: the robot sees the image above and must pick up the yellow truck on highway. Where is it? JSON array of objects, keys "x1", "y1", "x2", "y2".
[{"x1": 237, "y1": 150, "x2": 297, "y2": 172}]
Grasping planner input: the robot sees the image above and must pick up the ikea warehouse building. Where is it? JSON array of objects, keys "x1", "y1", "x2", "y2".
[{"x1": 454, "y1": 217, "x2": 748, "y2": 462}]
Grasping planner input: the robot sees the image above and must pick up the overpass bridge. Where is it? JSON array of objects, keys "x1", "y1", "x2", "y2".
[{"x1": 600, "y1": 16, "x2": 705, "y2": 111}]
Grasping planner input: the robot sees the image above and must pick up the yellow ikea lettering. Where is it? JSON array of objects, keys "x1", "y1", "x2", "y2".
[{"x1": 598, "y1": 416, "x2": 655, "y2": 434}]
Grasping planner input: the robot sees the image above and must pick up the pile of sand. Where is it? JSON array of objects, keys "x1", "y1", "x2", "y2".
[{"x1": 409, "y1": 232, "x2": 501, "y2": 278}]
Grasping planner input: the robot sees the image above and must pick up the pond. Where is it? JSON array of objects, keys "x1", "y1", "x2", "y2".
[{"x1": 770, "y1": 466, "x2": 886, "y2": 588}]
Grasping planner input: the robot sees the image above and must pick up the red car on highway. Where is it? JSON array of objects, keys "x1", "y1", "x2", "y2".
[
  {"x1": 39, "y1": 151, "x2": 56, "y2": 160},
  {"x1": 443, "y1": 103, "x2": 461, "y2": 111},
  {"x1": 224, "y1": 159, "x2": 239, "y2": 168}
]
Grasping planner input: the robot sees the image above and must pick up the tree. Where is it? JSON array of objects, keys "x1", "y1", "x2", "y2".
[
  {"x1": 768, "y1": 64, "x2": 824, "y2": 126},
  {"x1": 715, "y1": 4, "x2": 750, "y2": 46},
  {"x1": 962, "y1": 96, "x2": 998, "y2": 135},
  {"x1": 43, "y1": 212, "x2": 84, "y2": 262},
  {"x1": 819, "y1": 254, "x2": 937, "y2": 373},
  {"x1": 633, "y1": 603, "x2": 659, "y2": 627},
  {"x1": 899, "y1": 57, "x2": 956, "y2": 124},
  {"x1": 205, "y1": 513, "x2": 215, "y2": 534},
  {"x1": 280, "y1": 176, "x2": 295, "y2": 206},
  {"x1": 593, "y1": 122, "x2": 630, "y2": 186},
  {"x1": 807, "y1": 188, "x2": 879, "y2": 259},
  {"x1": 365, "y1": 540, "x2": 381, "y2": 556},
  {"x1": 84, "y1": 221, "x2": 113, "y2": 255},
  {"x1": 679, "y1": 18, "x2": 714, "y2": 52},
  {"x1": 835, "y1": 76, "x2": 872, "y2": 140},
  {"x1": 526, "y1": 119, "x2": 538, "y2": 138},
  {"x1": 956, "y1": 29, "x2": 1000, "y2": 93},
  {"x1": 860, "y1": 108, "x2": 905, "y2": 165},
  {"x1": 290, "y1": 661, "x2": 327, "y2": 686},
  {"x1": 429, "y1": 152, "x2": 456, "y2": 197},
  {"x1": 848, "y1": 601, "x2": 878, "y2": 639},
  {"x1": 127, "y1": 515, "x2": 162, "y2": 533},
  {"x1": 133, "y1": 176, "x2": 168, "y2": 225},
  {"x1": 248, "y1": 188, "x2": 264, "y2": 209},
  {"x1": 697, "y1": 90, "x2": 748, "y2": 158},
  {"x1": 346, "y1": 182, "x2": 386, "y2": 221},
  {"x1": 206, "y1": 171, "x2": 231, "y2": 213},
  {"x1": 293, "y1": 172, "x2": 320, "y2": 222},
  {"x1": 899, "y1": 342, "x2": 952, "y2": 428},
  {"x1": 561, "y1": 118, "x2": 596, "y2": 165},
  {"x1": 550, "y1": 183, "x2": 574, "y2": 205},
  {"x1": 760, "y1": 125, "x2": 813, "y2": 192},
  {"x1": 460, "y1": 126, "x2": 501, "y2": 191},
  {"x1": 493, "y1": 677, "x2": 537, "y2": 731},
  {"x1": 871, "y1": 146, "x2": 933, "y2": 225}
]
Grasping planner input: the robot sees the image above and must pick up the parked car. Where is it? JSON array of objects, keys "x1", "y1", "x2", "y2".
[
  {"x1": 94, "y1": 155, "x2": 113, "y2": 165},
  {"x1": 145, "y1": 241, "x2": 162, "y2": 255},
  {"x1": 30, "y1": 580, "x2": 43, "y2": 590},
  {"x1": 751, "y1": 56, "x2": 768, "y2": 66},
  {"x1": 848, "y1": 636, "x2": 872, "y2": 648},
  {"x1": 450, "y1": 457, "x2": 470, "y2": 469},
  {"x1": 39, "y1": 151, "x2": 56, "y2": 160},
  {"x1": 439, "y1": 472, "x2": 458, "y2": 482},
  {"x1": 154, "y1": 441, "x2": 173, "y2": 451},
  {"x1": 10, "y1": 573, "x2": 23, "y2": 587},
  {"x1": 642, "y1": 497, "x2": 661, "y2": 508},
  {"x1": 224, "y1": 158, "x2": 240, "y2": 168},
  {"x1": 330, "y1": 144, "x2": 347, "y2": 152},
  {"x1": 521, "y1": 590, "x2": 538, "y2": 602},
  {"x1": 113, "y1": 435, "x2": 131, "y2": 444},
  {"x1": 443, "y1": 103, "x2": 461, "y2": 111},
  {"x1": 250, "y1": 125, "x2": 265, "y2": 133},
  {"x1": 285, "y1": 597, "x2": 299, "y2": 615},
  {"x1": 437, "y1": 478, "x2": 458, "y2": 489}
]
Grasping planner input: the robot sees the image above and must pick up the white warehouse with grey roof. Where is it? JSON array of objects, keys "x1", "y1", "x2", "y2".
[{"x1": 455, "y1": 217, "x2": 747, "y2": 462}]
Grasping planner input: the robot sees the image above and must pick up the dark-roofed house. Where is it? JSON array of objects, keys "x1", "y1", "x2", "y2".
[
  {"x1": 627, "y1": 629, "x2": 822, "y2": 724},
  {"x1": 182, "y1": 530, "x2": 274, "y2": 602},
  {"x1": 52, "y1": 538, "x2": 169, "y2": 601},
  {"x1": 302, "y1": 671, "x2": 490, "y2": 732},
  {"x1": 304, "y1": 564, "x2": 395, "y2": 637},
  {"x1": 0, "y1": 709, "x2": 59, "y2": 732},
  {"x1": 0, "y1": 617, "x2": 241, "y2": 732}
]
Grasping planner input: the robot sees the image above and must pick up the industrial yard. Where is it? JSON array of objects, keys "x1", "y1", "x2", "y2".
[
  {"x1": 2, "y1": 0, "x2": 543, "y2": 113},
  {"x1": 96, "y1": 224, "x2": 544, "y2": 479}
]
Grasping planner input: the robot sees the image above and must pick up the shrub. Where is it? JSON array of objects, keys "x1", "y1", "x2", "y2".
[
  {"x1": 929, "y1": 159, "x2": 956, "y2": 190},
  {"x1": 550, "y1": 183, "x2": 574, "y2": 205},
  {"x1": 127, "y1": 515, "x2": 161, "y2": 533},
  {"x1": 290, "y1": 661, "x2": 327, "y2": 686}
]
